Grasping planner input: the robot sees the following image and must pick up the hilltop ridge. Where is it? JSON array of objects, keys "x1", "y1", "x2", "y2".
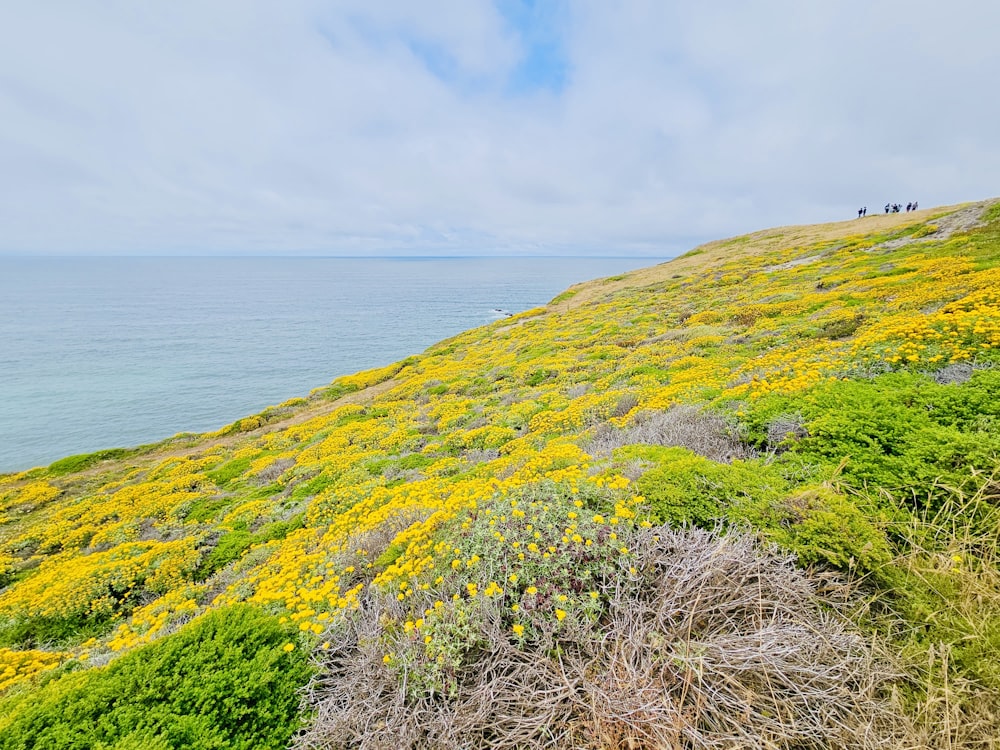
[{"x1": 0, "y1": 199, "x2": 998, "y2": 749}]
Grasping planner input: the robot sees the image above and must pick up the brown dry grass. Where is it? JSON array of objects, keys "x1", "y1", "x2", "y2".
[
  {"x1": 296, "y1": 527, "x2": 903, "y2": 750},
  {"x1": 588, "y1": 404, "x2": 756, "y2": 463}
]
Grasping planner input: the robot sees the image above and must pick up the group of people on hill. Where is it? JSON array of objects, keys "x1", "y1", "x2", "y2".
[
  {"x1": 856, "y1": 201, "x2": 919, "y2": 218},
  {"x1": 886, "y1": 201, "x2": 918, "y2": 213}
]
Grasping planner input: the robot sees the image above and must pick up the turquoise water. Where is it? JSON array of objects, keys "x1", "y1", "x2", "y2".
[{"x1": 0, "y1": 256, "x2": 652, "y2": 473}]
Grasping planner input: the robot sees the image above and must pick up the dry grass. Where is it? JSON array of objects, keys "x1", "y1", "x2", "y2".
[
  {"x1": 296, "y1": 527, "x2": 902, "y2": 749},
  {"x1": 588, "y1": 405, "x2": 756, "y2": 463},
  {"x1": 880, "y1": 479, "x2": 1000, "y2": 750},
  {"x1": 765, "y1": 413, "x2": 809, "y2": 451}
]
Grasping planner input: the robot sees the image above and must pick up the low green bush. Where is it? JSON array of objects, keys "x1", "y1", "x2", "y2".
[
  {"x1": 0, "y1": 616, "x2": 109, "y2": 650},
  {"x1": 193, "y1": 530, "x2": 253, "y2": 581},
  {"x1": 741, "y1": 371, "x2": 1000, "y2": 507},
  {"x1": 0, "y1": 604, "x2": 312, "y2": 750},
  {"x1": 730, "y1": 484, "x2": 892, "y2": 573},
  {"x1": 525, "y1": 368, "x2": 554, "y2": 386},
  {"x1": 630, "y1": 446, "x2": 787, "y2": 527},
  {"x1": 626, "y1": 446, "x2": 891, "y2": 574},
  {"x1": 194, "y1": 515, "x2": 306, "y2": 581},
  {"x1": 205, "y1": 456, "x2": 254, "y2": 486}
]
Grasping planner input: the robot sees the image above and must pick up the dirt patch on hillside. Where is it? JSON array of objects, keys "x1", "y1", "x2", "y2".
[
  {"x1": 873, "y1": 200, "x2": 993, "y2": 251},
  {"x1": 927, "y1": 200, "x2": 993, "y2": 237},
  {"x1": 763, "y1": 253, "x2": 825, "y2": 273}
]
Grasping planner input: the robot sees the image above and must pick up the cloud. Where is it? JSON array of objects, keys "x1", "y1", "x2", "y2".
[{"x1": 0, "y1": 1, "x2": 997, "y2": 255}]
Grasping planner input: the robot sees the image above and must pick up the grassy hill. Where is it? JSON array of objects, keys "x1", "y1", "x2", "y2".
[{"x1": 1, "y1": 200, "x2": 998, "y2": 748}]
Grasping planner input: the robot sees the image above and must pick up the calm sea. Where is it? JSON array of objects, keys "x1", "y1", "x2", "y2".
[{"x1": 0, "y1": 256, "x2": 653, "y2": 473}]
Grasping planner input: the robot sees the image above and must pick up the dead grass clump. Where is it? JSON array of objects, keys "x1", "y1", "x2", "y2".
[
  {"x1": 766, "y1": 412, "x2": 809, "y2": 450},
  {"x1": 612, "y1": 392, "x2": 640, "y2": 418},
  {"x1": 461, "y1": 448, "x2": 500, "y2": 466},
  {"x1": 295, "y1": 527, "x2": 900, "y2": 750},
  {"x1": 253, "y1": 457, "x2": 296, "y2": 485},
  {"x1": 589, "y1": 404, "x2": 756, "y2": 463},
  {"x1": 932, "y1": 362, "x2": 974, "y2": 385}
]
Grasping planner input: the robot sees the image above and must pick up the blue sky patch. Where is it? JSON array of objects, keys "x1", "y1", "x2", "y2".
[{"x1": 497, "y1": 0, "x2": 569, "y2": 95}]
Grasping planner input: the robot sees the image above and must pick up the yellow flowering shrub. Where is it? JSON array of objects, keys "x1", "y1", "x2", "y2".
[{"x1": 0, "y1": 647, "x2": 64, "y2": 693}]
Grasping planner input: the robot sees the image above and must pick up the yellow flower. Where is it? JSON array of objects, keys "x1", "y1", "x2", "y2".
[
  {"x1": 282, "y1": 643, "x2": 295, "y2": 652},
  {"x1": 512, "y1": 623, "x2": 525, "y2": 637},
  {"x1": 555, "y1": 609, "x2": 567, "y2": 621}
]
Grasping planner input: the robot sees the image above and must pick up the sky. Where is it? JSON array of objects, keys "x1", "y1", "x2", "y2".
[{"x1": 1, "y1": 1, "x2": 998, "y2": 257}]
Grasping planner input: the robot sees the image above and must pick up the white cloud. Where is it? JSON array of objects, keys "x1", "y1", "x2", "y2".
[{"x1": 0, "y1": 1, "x2": 997, "y2": 255}]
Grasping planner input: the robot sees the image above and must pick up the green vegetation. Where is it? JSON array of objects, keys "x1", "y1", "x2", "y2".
[
  {"x1": 47, "y1": 448, "x2": 135, "y2": 476},
  {"x1": 0, "y1": 604, "x2": 312, "y2": 749},
  {"x1": 740, "y1": 370, "x2": 1000, "y2": 506},
  {"x1": 0, "y1": 199, "x2": 998, "y2": 747}
]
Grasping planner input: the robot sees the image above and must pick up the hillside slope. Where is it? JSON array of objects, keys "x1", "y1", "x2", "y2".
[{"x1": 1, "y1": 200, "x2": 999, "y2": 748}]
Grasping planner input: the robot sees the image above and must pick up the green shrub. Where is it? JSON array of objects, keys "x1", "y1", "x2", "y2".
[
  {"x1": 193, "y1": 530, "x2": 253, "y2": 581},
  {"x1": 0, "y1": 616, "x2": 109, "y2": 650},
  {"x1": 206, "y1": 456, "x2": 254, "y2": 486},
  {"x1": 741, "y1": 371, "x2": 1000, "y2": 507},
  {"x1": 815, "y1": 314, "x2": 865, "y2": 339},
  {"x1": 730, "y1": 484, "x2": 892, "y2": 573},
  {"x1": 0, "y1": 604, "x2": 312, "y2": 749},
  {"x1": 193, "y1": 515, "x2": 306, "y2": 581},
  {"x1": 179, "y1": 495, "x2": 232, "y2": 523},
  {"x1": 525, "y1": 368, "x2": 554, "y2": 386},
  {"x1": 365, "y1": 453, "x2": 435, "y2": 477},
  {"x1": 253, "y1": 514, "x2": 305, "y2": 543},
  {"x1": 630, "y1": 446, "x2": 787, "y2": 527}
]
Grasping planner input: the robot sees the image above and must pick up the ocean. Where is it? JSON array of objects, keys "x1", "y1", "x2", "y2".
[{"x1": 0, "y1": 256, "x2": 654, "y2": 473}]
